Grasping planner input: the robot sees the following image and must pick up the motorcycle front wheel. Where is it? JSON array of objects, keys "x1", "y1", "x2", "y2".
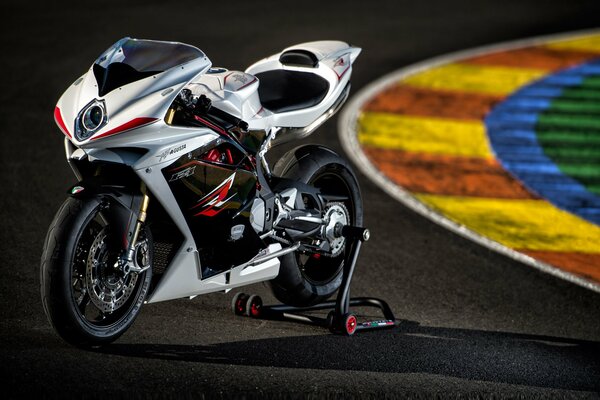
[
  {"x1": 270, "y1": 145, "x2": 363, "y2": 307},
  {"x1": 40, "y1": 197, "x2": 152, "y2": 348}
]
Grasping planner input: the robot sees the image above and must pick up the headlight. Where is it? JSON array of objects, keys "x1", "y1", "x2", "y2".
[
  {"x1": 75, "y1": 99, "x2": 107, "y2": 141},
  {"x1": 82, "y1": 105, "x2": 104, "y2": 131}
]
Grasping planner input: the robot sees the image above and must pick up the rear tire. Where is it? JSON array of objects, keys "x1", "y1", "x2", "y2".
[
  {"x1": 40, "y1": 197, "x2": 152, "y2": 348},
  {"x1": 269, "y1": 145, "x2": 363, "y2": 307}
]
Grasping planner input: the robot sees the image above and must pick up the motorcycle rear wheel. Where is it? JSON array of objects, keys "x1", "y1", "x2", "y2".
[
  {"x1": 40, "y1": 197, "x2": 152, "y2": 348},
  {"x1": 270, "y1": 145, "x2": 363, "y2": 307}
]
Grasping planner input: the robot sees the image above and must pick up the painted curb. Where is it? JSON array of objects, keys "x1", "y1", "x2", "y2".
[{"x1": 339, "y1": 29, "x2": 600, "y2": 293}]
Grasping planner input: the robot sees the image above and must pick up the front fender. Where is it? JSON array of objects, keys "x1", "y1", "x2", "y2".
[{"x1": 68, "y1": 176, "x2": 143, "y2": 249}]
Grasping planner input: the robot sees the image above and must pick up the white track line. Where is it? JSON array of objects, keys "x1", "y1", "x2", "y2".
[{"x1": 338, "y1": 28, "x2": 600, "y2": 293}]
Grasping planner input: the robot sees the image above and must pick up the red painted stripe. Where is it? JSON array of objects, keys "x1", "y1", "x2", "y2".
[
  {"x1": 335, "y1": 65, "x2": 350, "y2": 81},
  {"x1": 253, "y1": 106, "x2": 265, "y2": 118},
  {"x1": 192, "y1": 184, "x2": 231, "y2": 215},
  {"x1": 196, "y1": 207, "x2": 227, "y2": 217},
  {"x1": 92, "y1": 117, "x2": 158, "y2": 140},
  {"x1": 362, "y1": 85, "x2": 502, "y2": 120},
  {"x1": 519, "y1": 250, "x2": 600, "y2": 282},
  {"x1": 465, "y1": 46, "x2": 600, "y2": 71},
  {"x1": 237, "y1": 77, "x2": 258, "y2": 90},
  {"x1": 194, "y1": 115, "x2": 227, "y2": 136},
  {"x1": 362, "y1": 147, "x2": 538, "y2": 199},
  {"x1": 54, "y1": 107, "x2": 72, "y2": 138}
]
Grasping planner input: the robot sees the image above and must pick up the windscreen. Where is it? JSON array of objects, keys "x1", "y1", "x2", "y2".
[{"x1": 93, "y1": 37, "x2": 205, "y2": 97}]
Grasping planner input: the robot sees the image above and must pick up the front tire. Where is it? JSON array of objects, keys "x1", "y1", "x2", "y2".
[
  {"x1": 270, "y1": 145, "x2": 363, "y2": 307},
  {"x1": 40, "y1": 197, "x2": 152, "y2": 348}
]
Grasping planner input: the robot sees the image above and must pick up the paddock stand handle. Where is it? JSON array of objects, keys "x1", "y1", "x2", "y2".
[{"x1": 231, "y1": 225, "x2": 396, "y2": 336}]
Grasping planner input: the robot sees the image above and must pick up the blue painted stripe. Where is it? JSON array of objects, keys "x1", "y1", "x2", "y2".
[
  {"x1": 492, "y1": 98, "x2": 552, "y2": 111},
  {"x1": 485, "y1": 60, "x2": 600, "y2": 225},
  {"x1": 543, "y1": 75, "x2": 585, "y2": 86},
  {"x1": 516, "y1": 87, "x2": 564, "y2": 97},
  {"x1": 500, "y1": 161, "x2": 563, "y2": 174},
  {"x1": 491, "y1": 145, "x2": 546, "y2": 156},
  {"x1": 576, "y1": 64, "x2": 600, "y2": 74}
]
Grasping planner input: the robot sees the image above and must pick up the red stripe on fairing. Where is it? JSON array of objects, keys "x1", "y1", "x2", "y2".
[
  {"x1": 236, "y1": 76, "x2": 258, "y2": 90},
  {"x1": 191, "y1": 180, "x2": 231, "y2": 210},
  {"x1": 191, "y1": 173, "x2": 235, "y2": 217},
  {"x1": 223, "y1": 72, "x2": 234, "y2": 83},
  {"x1": 252, "y1": 106, "x2": 264, "y2": 118},
  {"x1": 92, "y1": 117, "x2": 159, "y2": 140},
  {"x1": 54, "y1": 107, "x2": 72, "y2": 138},
  {"x1": 194, "y1": 115, "x2": 227, "y2": 135},
  {"x1": 197, "y1": 207, "x2": 226, "y2": 217},
  {"x1": 335, "y1": 65, "x2": 350, "y2": 81}
]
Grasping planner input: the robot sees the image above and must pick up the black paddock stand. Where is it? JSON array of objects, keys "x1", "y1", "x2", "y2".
[{"x1": 231, "y1": 225, "x2": 396, "y2": 336}]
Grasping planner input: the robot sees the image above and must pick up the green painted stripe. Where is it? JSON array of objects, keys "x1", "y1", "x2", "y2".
[
  {"x1": 543, "y1": 146, "x2": 600, "y2": 160},
  {"x1": 559, "y1": 164, "x2": 600, "y2": 179},
  {"x1": 587, "y1": 184, "x2": 600, "y2": 194},
  {"x1": 580, "y1": 76, "x2": 600, "y2": 88},
  {"x1": 537, "y1": 114, "x2": 600, "y2": 130},
  {"x1": 559, "y1": 88, "x2": 600, "y2": 101},
  {"x1": 539, "y1": 74, "x2": 600, "y2": 197},
  {"x1": 536, "y1": 130, "x2": 600, "y2": 145},
  {"x1": 550, "y1": 99, "x2": 600, "y2": 113}
]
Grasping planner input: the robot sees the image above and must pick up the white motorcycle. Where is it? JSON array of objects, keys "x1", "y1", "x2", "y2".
[{"x1": 41, "y1": 37, "x2": 365, "y2": 346}]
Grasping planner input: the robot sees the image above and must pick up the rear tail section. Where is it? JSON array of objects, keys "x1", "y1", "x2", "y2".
[{"x1": 246, "y1": 41, "x2": 361, "y2": 131}]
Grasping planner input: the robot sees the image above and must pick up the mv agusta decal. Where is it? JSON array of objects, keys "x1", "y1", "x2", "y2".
[
  {"x1": 191, "y1": 172, "x2": 237, "y2": 217},
  {"x1": 156, "y1": 144, "x2": 187, "y2": 162}
]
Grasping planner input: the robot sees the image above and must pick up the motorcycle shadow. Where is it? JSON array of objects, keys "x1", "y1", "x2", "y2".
[{"x1": 98, "y1": 319, "x2": 600, "y2": 392}]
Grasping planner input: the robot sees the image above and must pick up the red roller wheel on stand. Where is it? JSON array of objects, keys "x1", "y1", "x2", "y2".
[
  {"x1": 246, "y1": 295, "x2": 263, "y2": 318},
  {"x1": 343, "y1": 313, "x2": 357, "y2": 336},
  {"x1": 232, "y1": 293, "x2": 249, "y2": 316}
]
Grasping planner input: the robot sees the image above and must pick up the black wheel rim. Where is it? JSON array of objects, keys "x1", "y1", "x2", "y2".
[
  {"x1": 298, "y1": 168, "x2": 355, "y2": 285},
  {"x1": 71, "y1": 207, "x2": 148, "y2": 328}
]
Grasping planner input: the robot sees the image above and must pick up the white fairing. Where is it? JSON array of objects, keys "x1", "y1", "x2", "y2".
[
  {"x1": 186, "y1": 70, "x2": 264, "y2": 122},
  {"x1": 245, "y1": 40, "x2": 361, "y2": 129},
  {"x1": 182, "y1": 40, "x2": 361, "y2": 131},
  {"x1": 56, "y1": 38, "x2": 360, "y2": 303}
]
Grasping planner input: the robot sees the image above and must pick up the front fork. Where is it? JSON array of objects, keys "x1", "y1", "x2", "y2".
[{"x1": 115, "y1": 183, "x2": 150, "y2": 275}]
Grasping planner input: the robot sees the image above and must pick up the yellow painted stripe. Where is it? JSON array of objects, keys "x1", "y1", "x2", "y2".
[
  {"x1": 416, "y1": 194, "x2": 600, "y2": 253},
  {"x1": 546, "y1": 34, "x2": 600, "y2": 53},
  {"x1": 358, "y1": 112, "x2": 493, "y2": 158},
  {"x1": 402, "y1": 63, "x2": 547, "y2": 95}
]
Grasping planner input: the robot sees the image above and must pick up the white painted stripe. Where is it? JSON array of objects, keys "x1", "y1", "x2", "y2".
[{"x1": 338, "y1": 29, "x2": 600, "y2": 293}]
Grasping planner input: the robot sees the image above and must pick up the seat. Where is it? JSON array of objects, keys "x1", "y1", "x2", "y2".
[
  {"x1": 279, "y1": 49, "x2": 319, "y2": 67},
  {"x1": 255, "y1": 70, "x2": 330, "y2": 114}
]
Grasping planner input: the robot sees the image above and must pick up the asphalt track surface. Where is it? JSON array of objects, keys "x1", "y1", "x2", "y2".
[{"x1": 1, "y1": 1, "x2": 600, "y2": 398}]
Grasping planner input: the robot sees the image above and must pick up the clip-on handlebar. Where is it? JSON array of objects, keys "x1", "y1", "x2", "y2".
[
  {"x1": 232, "y1": 225, "x2": 396, "y2": 336},
  {"x1": 178, "y1": 90, "x2": 249, "y2": 133}
]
